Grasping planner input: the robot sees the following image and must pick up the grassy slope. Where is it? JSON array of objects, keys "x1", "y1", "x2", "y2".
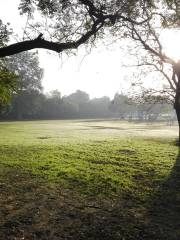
[{"x1": 0, "y1": 120, "x2": 180, "y2": 240}]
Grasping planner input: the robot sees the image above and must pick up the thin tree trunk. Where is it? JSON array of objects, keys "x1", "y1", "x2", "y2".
[
  {"x1": 175, "y1": 107, "x2": 180, "y2": 145},
  {"x1": 174, "y1": 88, "x2": 180, "y2": 145},
  {"x1": 173, "y1": 63, "x2": 180, "y2": 146}
]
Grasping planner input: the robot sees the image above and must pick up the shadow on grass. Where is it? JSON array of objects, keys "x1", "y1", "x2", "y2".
[
  {"x1": 83, "y1": 147, "x2": 180, "y2": 240},
  {"x1": 88, "y1": 125, "x2": 126, "y2": 130},
  {"x1": 79, "y1": 119, "x2": 118, "y2": 123},
  {"x1": 144, "y1": 147, "x2": 180, "y2": 240},
  {"x1": 86, "y1": 125, "x2": 163, "y2": 131}
]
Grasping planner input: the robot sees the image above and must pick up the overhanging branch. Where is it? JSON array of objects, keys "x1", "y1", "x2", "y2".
[{"x1": 0, "y1": 19, "x2": 103, "y2": 57}]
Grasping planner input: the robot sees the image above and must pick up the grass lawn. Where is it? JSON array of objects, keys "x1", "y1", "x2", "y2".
[{"x1": 0, "y1": 119, "x2": 180, "y2": 239}]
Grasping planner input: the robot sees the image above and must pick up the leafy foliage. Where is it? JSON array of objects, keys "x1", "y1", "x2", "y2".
[
  {"x1": 18, "y1": 0, "x2": 180, "y2": 42},
  {"x1": 7, "y1": 52, "x2": 43, "y2": 91},
  {"x1": 0, "y1": 62, "x2": 18, "y2": 105},
  {"x1": 0, "y1": 51, "x2": 43, "y2": 111}
]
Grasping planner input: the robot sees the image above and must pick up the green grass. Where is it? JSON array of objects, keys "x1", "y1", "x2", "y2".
[{"x1": 0, "y1": 120, "x2": 180, "y2": 239}]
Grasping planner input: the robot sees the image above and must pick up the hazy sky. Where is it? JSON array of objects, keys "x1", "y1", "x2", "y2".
[{"x1": 1, "y1": 0, "x2": 180, "y2": 98}]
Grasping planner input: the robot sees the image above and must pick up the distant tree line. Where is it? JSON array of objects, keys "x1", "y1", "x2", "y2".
[
  {"x1": 0, "y1": 51, "x2": 175, "y2": 121},
  {"x1": 0, "y1": 88, "x2": 175, "y2": 121},
  {"x1": 0, "y1": 89, "x2": 113, "y2": 120}
]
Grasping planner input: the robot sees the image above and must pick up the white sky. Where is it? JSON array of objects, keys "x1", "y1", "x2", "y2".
[{"x1": 1, "y1": 0, "x2": 180, "y2": 99}]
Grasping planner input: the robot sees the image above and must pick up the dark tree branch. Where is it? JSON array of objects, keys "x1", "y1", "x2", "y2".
[{"x1": 0, "y1": 18, "x2": 104, "y2": 57}]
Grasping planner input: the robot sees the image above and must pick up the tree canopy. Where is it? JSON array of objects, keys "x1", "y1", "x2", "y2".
[
  {"x1": 7, "y1": 52, "x2": 43, "y2": 91},
  {"x1": 0, "y1": 0, "x2": 179, "y2": 57}
]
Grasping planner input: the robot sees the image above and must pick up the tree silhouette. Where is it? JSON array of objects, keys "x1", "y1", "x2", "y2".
[
  {"x1": 0, "y1": 0, "x2": 175, "y2": 57},
  {"x1": 121, "y1": 8, "x2": 180, "y2": 142}
]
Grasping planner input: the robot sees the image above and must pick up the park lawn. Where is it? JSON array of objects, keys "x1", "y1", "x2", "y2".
[{"x1": 0, "y1": 120, "x2": 180, "y2": 239}]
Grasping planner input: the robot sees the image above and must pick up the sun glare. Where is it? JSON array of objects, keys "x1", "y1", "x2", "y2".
[{"x1": 161, "y1": 30, "x2": 180, "y2": 62}]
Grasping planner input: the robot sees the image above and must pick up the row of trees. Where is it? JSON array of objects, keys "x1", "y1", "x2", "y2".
[
  {"x1": 1, "y1": 89, "x2": 111, "y2": 120},
  {"x1": 1, "y1": 88, "x2": 174, "y2": 121}
]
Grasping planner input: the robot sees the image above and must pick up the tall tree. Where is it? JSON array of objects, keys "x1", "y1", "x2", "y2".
[
  {"x1": 119, "y1": 6, "x2": 180, "y2": 142},
  {"x1": 7, "y1": 52, "x2": 43, "y2": 91},
  {"x1": 4, "y1": 52, "x2": 43, "y2": 119}
]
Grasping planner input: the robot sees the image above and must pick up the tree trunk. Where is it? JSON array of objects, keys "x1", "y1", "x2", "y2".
[
  {"x1": 173, "y1": 62, "x2": 180, "y2": 146},
  {"x1": 175, "y1": 105, "x2": 180, "y2": 145},
  {"x1": 174, "y1": 85, "x2": 180, "y2": 145}
]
